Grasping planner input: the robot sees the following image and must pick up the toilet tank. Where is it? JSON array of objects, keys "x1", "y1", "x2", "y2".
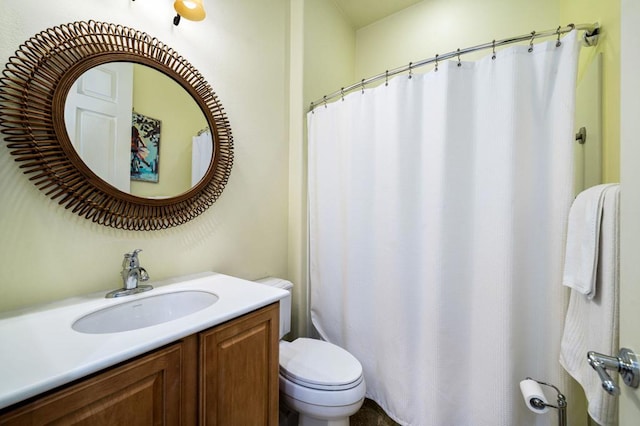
[{"x1": 255, "y1": 277, "x2": 293, "y2": 339}]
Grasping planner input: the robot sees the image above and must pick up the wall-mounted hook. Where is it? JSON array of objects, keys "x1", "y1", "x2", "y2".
[{"x1": 575, "y1": 127, "x2": 587, "y2": 144}]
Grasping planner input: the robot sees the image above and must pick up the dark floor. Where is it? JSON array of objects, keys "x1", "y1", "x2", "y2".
[{"x1": 350, "y1": 399, "x2": 400, "y2": 426}]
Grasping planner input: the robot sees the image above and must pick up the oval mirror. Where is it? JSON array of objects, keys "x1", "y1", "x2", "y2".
[
  {"x1": 0, "y1": 21, "x2": 233, "y2": 230},
  {"x1": 64, "y1": 63, "x2": 212, "y2": 199}
]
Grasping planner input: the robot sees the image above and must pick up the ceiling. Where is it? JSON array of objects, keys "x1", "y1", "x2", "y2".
[{"x1": 333, "y1": 0, "x2": 423, "y2": 29}]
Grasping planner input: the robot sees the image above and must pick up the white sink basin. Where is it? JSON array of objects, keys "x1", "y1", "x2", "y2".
[{"x1": 72, "y1": 290, "x2": 219, "y2": 334}]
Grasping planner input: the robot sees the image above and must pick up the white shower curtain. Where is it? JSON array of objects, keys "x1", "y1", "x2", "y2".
[
  {"x1": 192, "y1": 131, "x2": 213, "y2": 186},
  {"x1": 308, "y1": 31, "x2": 580, "y2": 426}
]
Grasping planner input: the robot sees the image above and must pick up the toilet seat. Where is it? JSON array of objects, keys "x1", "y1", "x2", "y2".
[
  {"x1": 279, "y1": 338, "x2": 363, "y2": 391},
  {"x1": 279, "y1": 372, "x2": 366, "y2": 409}
]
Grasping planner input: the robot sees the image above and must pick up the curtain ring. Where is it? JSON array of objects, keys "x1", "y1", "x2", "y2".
[
  {"x1": 310, "y1": 101, "x2": 315, "y2": 113},
  {"x1": 435, "y1": 54, "x2": 439, "y2": 72},
  {"x1": 492, "y1": 40, "x2": 496, "y2": 60},
  {"x1": 361, "y1": 79, "x2": 365, "y2": 94},
  {"x1": 556, "y1": 26, "x2": 562, "y2": 47},
  {"x1": 528, "y1": 31, "x2": 536, "y2": 52},
  {"x1": 408, "y1": 62, "x2": 413, "y2": 79},
  {"x1": 385, "y1": 70, "x2": 389, "y2": 86},
  {"x1": 323, "y1": 95, "x2": 327, "y2": 108},
  {"x1": 457, "y1": 48, "x2": 462, "y2": 67},
  {"x1": 341, "y1": 87, "x2": 345, "y2": 101}
]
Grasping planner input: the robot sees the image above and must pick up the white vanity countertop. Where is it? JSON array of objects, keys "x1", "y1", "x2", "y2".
[{"x1": 0, "y1": 272, "x2": 288, "y2": 410}]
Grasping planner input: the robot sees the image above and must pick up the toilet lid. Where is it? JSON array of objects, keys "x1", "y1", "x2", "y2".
[{"x1": 279, "y1": 338, "x2": 363, "y2": 390}]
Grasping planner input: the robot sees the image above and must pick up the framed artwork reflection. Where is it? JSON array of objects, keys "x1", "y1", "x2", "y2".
[{"x1": 131, "y1": 112, "x2": 161, "y2": 182}]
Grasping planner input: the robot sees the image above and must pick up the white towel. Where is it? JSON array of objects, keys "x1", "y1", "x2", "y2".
[
  {"x1": 562, "y1": 183, "x2": 617, "y2": 299},
  {"x1": 560, "y1": 184, "x2": 619, "y2": 426}
]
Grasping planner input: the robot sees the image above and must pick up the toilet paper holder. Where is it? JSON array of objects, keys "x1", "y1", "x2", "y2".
[
  {"x1": 522, "y1": 377, "x2": 567, "y2": 426},
  {"x1": 587, "y1": 347, "x2": 640, "y2": 396}
]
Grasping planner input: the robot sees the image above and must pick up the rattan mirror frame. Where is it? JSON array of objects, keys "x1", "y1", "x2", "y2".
[{"x1": 0, "y1": 21, "x2": 233, "y2": 230}]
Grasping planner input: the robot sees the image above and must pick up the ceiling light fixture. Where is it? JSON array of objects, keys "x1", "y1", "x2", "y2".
[{"x1": 173, "y1": 0, "x2": 206, "y2": 26}]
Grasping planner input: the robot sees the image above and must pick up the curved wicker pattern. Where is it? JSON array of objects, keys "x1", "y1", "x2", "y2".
[{"x1": 0, "y1": 21, "x2": 233, "y2": 230}]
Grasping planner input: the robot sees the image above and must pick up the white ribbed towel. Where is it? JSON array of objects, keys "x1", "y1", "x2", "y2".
[
  {"x1": 560, "y1": 184, "x2": 619, "y2": 426},
  {"x1": 562, "y1": 183, "x2": 617, "y2": 299}
]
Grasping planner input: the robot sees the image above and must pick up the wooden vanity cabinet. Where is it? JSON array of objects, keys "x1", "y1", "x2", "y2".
[
  {"x1": 0, "y1": 303, "x2": 279, "y2": 426},
  {"x1": 199, "y1": 303, "x2": 279, "y2": 425},
  {"x1": 0, "y1": 341, "x2": 193, "y2": 425}
]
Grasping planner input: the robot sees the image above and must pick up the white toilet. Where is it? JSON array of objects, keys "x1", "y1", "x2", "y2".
[{"x1": 256, "y1": 278, "x2": 366, "y2": 426}]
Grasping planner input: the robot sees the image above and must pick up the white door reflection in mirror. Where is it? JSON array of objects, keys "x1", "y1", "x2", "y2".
[{"x1": 64, "y1": 63, "x2": 133, "y2": 193}]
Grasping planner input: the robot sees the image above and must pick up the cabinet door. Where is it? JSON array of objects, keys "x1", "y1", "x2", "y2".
[
  {"x1": 0, "y1": 341, "x2": 192, "y2": 425},
  {"x1": 200, "y1": 303, "x2": 279, "y2": 426}
]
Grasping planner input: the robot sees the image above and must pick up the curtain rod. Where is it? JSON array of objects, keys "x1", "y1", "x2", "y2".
[{"x1": 309, "y1": 23, "x2": 600, "y2": 112}]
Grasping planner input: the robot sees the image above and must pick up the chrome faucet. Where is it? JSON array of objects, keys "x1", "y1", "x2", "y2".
[{"x1": 106, "y1": 249, "x2": 153, "y2": 298}]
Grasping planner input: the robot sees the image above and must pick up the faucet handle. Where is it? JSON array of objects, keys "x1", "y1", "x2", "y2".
[{"x1": 123, "y1": 249, "x2": 143, "y2": 268}]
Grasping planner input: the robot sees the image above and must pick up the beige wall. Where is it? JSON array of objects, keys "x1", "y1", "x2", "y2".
[
  {"x1": 355, "y1": 0, "x2": 561, "y2": 78},
  {"x1": 0, "y1": 0, "x2": 290, "y2": 312},
  {"x1": 560, "y1": 0, "x2": 621, "y2": 183},
  {"x1": 302, "y1": 0, "x2": 356, "y2": 106},
  {"x1": 287, "y1": 0, "x2": 355, "y2": 337}
]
